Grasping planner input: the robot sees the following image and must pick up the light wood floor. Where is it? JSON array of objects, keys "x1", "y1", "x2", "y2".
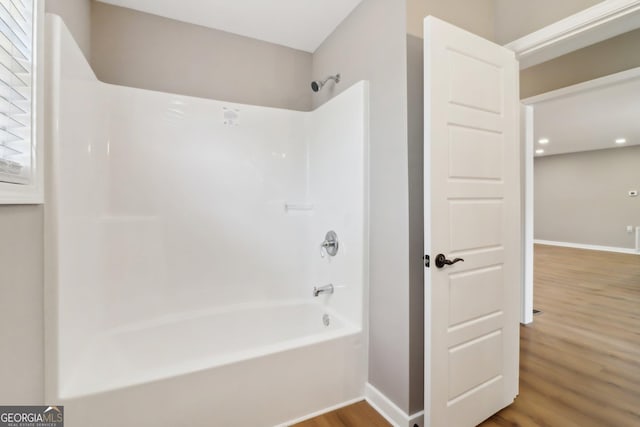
[
  {"x1": 292, "y1": 400, "x2": 391, "y2": 427},
  {"x1": 294, "y1": 244, "x2": 640, "y2": 426},
  {"x1": 481, "y1": 244, "x2": 640, "y2": 426}
]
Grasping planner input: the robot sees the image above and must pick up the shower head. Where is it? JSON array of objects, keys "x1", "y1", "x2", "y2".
[{"x1": 311, "y1": 74, "x2": 341, "y2": 92}]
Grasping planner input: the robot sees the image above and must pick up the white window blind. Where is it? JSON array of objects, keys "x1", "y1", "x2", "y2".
[{"x1": 0, "y1": 0, "x2": 33, "y2": 185}]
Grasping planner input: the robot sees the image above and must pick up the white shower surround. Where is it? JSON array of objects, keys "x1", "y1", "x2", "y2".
[{"x1": 45, "y1": 15, "x2": 369, "y2": 427}]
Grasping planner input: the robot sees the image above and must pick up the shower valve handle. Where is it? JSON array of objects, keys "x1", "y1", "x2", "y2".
[
  {"x1": 320, "y1": 231, "x2": 339, "y2": 258},
  {"x1": 320, "y1": 241, "x2": 337, "y2": 257}
]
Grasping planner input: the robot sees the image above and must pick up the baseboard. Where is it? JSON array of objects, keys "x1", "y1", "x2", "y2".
[
  {"x1": 365, "y1": 383, "x2": 425, "y2": 427},
  {"x1": 534, "y1": 239, "x2": 639, "y2": 255},
  {"x1": 408, "y1": 410, "x2": 425, "y2": 427},
  {"x1": 277, "y1": 397, "x2": 364, "y2": 426},
  {"x1": 279, "y1": 385, "x2": 426, "y2": 427}
]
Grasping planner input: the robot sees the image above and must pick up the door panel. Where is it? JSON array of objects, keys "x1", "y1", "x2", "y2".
[
  {"x1": 448, "y1": 330, "x2": 503, "y2": 400},
  {"x1": 448, "y1": 265, "x2": 503, "y2": 326},
  {"x1": 449, "y1": 200, "x2": 503, "y2": 251},
  {"x1": 448, "y1": 51, "x2": 503, "y2": 114},
  {"x1": 424, "y1": 16, "x2": 521, "y2": 427},
  {"x1": 448, "y1": 126, "x2": 504, "y2": 180}
]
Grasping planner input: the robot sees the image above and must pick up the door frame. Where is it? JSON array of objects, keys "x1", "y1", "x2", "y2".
[
  {"x1": 506, "y1": 0, "x2": 640, "y2": 69},
  {"x1": 502, "y1": 0, "x2": 640, "y2": 324}
]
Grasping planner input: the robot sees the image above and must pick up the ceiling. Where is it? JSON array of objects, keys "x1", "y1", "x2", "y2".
[
  {"x1": 96, "y1": 0, "x2": 363, "y2": 52},
  {"x1": 533, "y1": 76, "x2": 640, "y2": 157}
]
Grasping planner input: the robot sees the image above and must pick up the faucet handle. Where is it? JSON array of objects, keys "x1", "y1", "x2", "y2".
[{"x1": 320, "y1": 231, "x2": 339, "y2": 258}]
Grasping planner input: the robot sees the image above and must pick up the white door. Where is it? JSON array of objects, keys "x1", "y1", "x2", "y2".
[{"x1": 423, "y1": 17, "x2": 521, "y2": 427}]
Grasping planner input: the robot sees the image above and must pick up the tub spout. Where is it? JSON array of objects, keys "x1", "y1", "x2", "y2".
[{"x1": 313, "y1": 284, "x2": 334, "y2": 297}]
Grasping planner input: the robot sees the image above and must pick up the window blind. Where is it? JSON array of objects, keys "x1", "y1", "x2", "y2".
[{"x1": 0, "y1": 0, "x2": 33, "y2": 185}]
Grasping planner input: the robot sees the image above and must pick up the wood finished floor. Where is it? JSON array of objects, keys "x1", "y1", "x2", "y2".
[
  {"x1": 294, "y1": 245, "x2": 640, "y2": 426},
  {"x1": 292, "y1": 400, "x2": 391, "y2": 427},
  {"x1": 481, "y1": 244, "x2": 640, "y2": 427}
]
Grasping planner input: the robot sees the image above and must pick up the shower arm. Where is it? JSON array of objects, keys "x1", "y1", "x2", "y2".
[
  {"x1": 324, "y1": 74, "x2": 340, "y2": 85},
  {"x1": 311, "y1": 73, "x2": 341, "y2": 92}
]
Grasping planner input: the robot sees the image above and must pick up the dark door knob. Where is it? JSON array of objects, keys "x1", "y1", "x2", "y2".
[{"x1": 435, "y1": 254, "x2": 464, "y2": 269}]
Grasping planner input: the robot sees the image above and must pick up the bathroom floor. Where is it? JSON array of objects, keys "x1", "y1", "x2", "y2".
[{"x1": 291, "y1": 400, "x2": 391, "y2": 427}]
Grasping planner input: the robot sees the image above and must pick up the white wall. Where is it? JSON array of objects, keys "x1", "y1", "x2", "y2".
[
  {"x1": 45, "y1": 14, "x2": 109, "y2": 396},
  {"x1": 104, "y1": 86, "x2": 310, "y2": 325},
  {"x1": 105, "y1": 82, "x2": 368, "y2": 327},
  {"x1": 308, "y1": 82, "x2": 369, "y2": 327}
]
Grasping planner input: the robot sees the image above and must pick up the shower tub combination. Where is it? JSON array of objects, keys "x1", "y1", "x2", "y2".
[{"x1": 44, "y1": 15, "x2": 369, "y2": 427}]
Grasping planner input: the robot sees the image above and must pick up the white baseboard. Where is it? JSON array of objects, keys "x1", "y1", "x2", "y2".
[
  {"x1": 534, "y1": 239, "x2": 639, "y2": 255},
  {"x1": 365, "y1": 383, "x2": 425, "y2": 427},
  {"x1": 409, "y1": 410, "x2": 425, "y2": 427},
  {"x1": 279, "y1": 385, "x2": 426, "y2": 427}
]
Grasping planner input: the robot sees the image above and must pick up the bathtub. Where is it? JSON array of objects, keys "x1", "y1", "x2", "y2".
[
  {"x1": 58, "y1": 301, "x2": 365, "y2": 427},
  {"x1": 62, "y1": 301, "x2": 360, "y2": 398}
]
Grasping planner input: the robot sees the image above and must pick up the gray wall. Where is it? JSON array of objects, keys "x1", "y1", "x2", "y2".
[
  {"x1": 0, "y1": 206, "x2": 44, "y2": 404},
  {"x1": 521, "y1": 28, "x2": 640, "y2": 98},
  {"x1": 312, "y1": 0, "x2": 412, "y2": 413},
  {"x1": 406, "y1": 34, "x2": 424, "y2": 415},
  {"x1": 407, "y1": 0, "x2": 495, "y2": 41},
  {"x1": 45, "y1": 0, "x2": 92, "y2": 59},
  {"x1": 494, "y1": 0, "x2": 603, "y2": 44},
  {"x1": 535, "y1": 146, "x2": 640, "y2": 248},
  {"x1": 497, "y1": 0, "x2": 640, "y2": 100},
  {"x1": 491, "y1": 0, "x2": 630, "y2": 100},
  {"x1": 91, "y1": 2, "x2": 313, "y2": 111}
]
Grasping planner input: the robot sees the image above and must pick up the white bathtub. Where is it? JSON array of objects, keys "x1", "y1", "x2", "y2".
[
  {"x1": 62, "y1": 301, "x2": 360, "y2": 398},
  {"x1": 59, "y1": 301, "x2": 365, "y2": 427}
]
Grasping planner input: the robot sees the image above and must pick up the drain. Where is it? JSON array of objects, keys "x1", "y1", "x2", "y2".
[{"x1": 322, "y1": 313, "x2": 330, "y2": 327}]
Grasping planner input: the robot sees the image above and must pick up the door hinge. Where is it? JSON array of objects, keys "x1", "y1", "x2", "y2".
[{"x1": 423, "y1": 254, "x2": 430, "y2": 268}]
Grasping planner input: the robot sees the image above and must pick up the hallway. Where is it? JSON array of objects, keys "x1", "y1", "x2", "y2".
[{"x1": 482, "y1": 244, "x2": 640, "y2": 426}]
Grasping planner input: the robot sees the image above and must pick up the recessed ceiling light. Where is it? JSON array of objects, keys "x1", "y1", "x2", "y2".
[
  {"x1": 536, "y1": 149, "x2": 545, "y2": 155},
  {"x1": 538, "y1": 138, "x2": 550, "y2": 144},
  {"x1": 615, "y1": 138, "x2": 627, "y2": 144}
]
